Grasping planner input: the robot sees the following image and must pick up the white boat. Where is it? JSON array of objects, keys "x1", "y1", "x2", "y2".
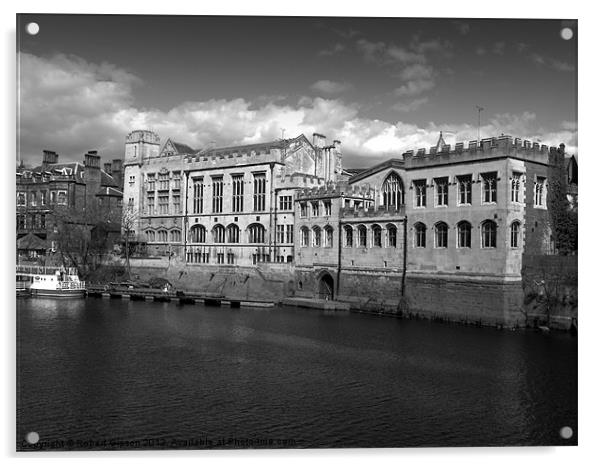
[{"x1": 16, "y1": 265, "x2": 85, "y2": 298}]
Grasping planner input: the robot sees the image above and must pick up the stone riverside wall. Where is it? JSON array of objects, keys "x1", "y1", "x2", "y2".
[
  {"x1": 100, "y1": 254, "x2": 576, "y2": 330},
  {"x1": 404, "y1": 275, "x2": 524, "y2": 328},
  {"x1": 126, "y1": 258, "x2": 296, "y2": 301}
]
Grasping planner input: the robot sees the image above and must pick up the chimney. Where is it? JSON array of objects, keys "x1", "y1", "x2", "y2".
[
  {"x1": 112, "y1": 158, "x2": 123, "y2": 172},
  {"x1": 312, "y1": 133, "x2": 326, "y2": 148},
  {"x1": 111, "y1": 158, "x2": 124, "y2": 188},
  {"x1": 333, "y1": 139, "x2": 341, "y2": 152},
  {"x1": 84, "y1": 150, "x2": 101, "y2": 169},
  {"x1": 104, "y1": 163, "x2": 112, "y2": 174},
  {"x1": 42, "y1": 150, "x2": 59, "y2": 166}
]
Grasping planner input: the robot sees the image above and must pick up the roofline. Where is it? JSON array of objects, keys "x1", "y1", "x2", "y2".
[{"x1": 349, "y1": 158, "x2": 405, "y2": 183}]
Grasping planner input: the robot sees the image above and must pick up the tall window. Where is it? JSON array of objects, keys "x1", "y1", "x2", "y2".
[
  {"x1": 324, "y1": 226, "x2": 334, "y2": 248},
  {"x1": 157, "y1": 230, "x2": 168, "y2": 242},
  {"x1": 323, "y1": 200, "x2": 332, "y2": 216},
  {"x1": 30, "y1": 192, "x2": 37, "y2": 206},
  {"x1": 158, "y1": 194, "x2": 169, "y2": 214},
  {"x1": 387, "y1": 225, "x2": 397, "y2": 248},
  {"x1": 212, "y1": 177, "x2": 223, "y2": 213},
  {"x1": 172, "y1": 172, "x2": 181, "y2": 190},
  {"x1": 249, "y1": 224, "x2": 265, "y2": 243},
  {"x1": 147, "y1": 174, "x2": 156, "y2": 191},
  {"x1": 482, "y1": 172, "x2": 497, "y2": 203},
  {"x1": 457, "y1": 221, "x2": 472, "y2": 248},
  {"x1": 457, "y1": 175, "x2": 472, "y2": 205},
  {"x1": 300, "y1": 227, "x2": 309, "y2": 247},
  {"x1": 300, "y1": 202, "x2": 308, "y2": 217},
  {"x1": 227, "y1": 224, "x2": 240, "y2": 243},
  {"x1": 17, "y1": 214, "x2": 25, "y2": 229},
  {"x1": 172, "y1": 193, "x2": 181, "y2": 214},
  {"x1": 192, "y1": 178, "x2": 203, "y2": 214},
  {"x1": 358, "y1": 225, "x2": 367, "y2": 247},
  {"x1": 232, "y1": 175, "x2": 244, "y2": 213},
  {"x1": 170, "y1": 230, "x2": 181, "y2": 242},
  {"x1": 312, "y1": 226, "x2": 322, "y2": 247},
  {"x1": 40, "y1": 191, "x2": 47, "y2": 205},
  {"x1": 481, "y1": 220, "x2": 497, "y2": 248},
  {"x1": 510, "y1": 221, "x2": 521, "y2": 248},
  {"x1": 435, "y1": 222, "x2": 448, "y2": 248},
  {"x1": 414, "y1": 223, "x2": 426, "y2": 248},
  {"x1": 286, "y1": 225, "x2": 294, "y2": 243},
  {"x1": 311, "y1": 202, "x2": 319, "y2": 217},
  {"x1": 535, "y1": 176, "x2": 546, "y2": 207},
  {"x1": 17, "y1": 192, "x2": 26, "y2": 206},
  {"x1": 50, "y1": 191, "x2": 57, "y2": 204},
  {"x1": 511, "y1": 172, "x2": 522, "y2": 203},
  {"x1": 146, "y1": 230, "x2": 156, "y2": 242},
  {"x1": 276, "y1": 225, "x2": 285, "y2": 244},
  {"x1": 372, "y1": 225, "x2": 382, "y2": 247},
  {"x1": 382, "y1": 172, "x2": 404, "y2": 209},
  {"x1": 342, "y1": 225, "x2": 353, "y2": 247},
  {"x1": 213, "y1": 224, "x2": 225, "y2": 243},
  {"x1": 146, "y1": 193, "x2": 155, "y2": 214},
  {"x1": 434, "y1": 177, "x2": 448, "y2": 207},
  {"x1": 253, "y1": 173, "x2": 266, "y2": 211},
  {"x1": 40, "y1": 214, "x2": 46, "y2": 230},
  {"x1": 413, "y1": 179, "x2": 426, "y2": 207},
  {"x1": 279, "y1": 195, "x2": 292, "y2": 211},
  {"x1": 158, "y1": 173, "x2": 169, "y2": 191},
  {"x1": 190, "y1": 225, "x2": 206, "y2": 243}
]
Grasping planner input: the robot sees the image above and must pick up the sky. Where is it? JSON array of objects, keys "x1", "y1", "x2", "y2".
[{"x1": 17, "y1": 14, "x2": 577, "y2": 168}]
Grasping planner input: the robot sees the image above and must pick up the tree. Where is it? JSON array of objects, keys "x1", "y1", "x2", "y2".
[
  {"x1": 547, "y1": 145, "x2": 578, "y2": 254},
  {"x1": 121, "y1": 207, "x2": 139, "y2": 279}
]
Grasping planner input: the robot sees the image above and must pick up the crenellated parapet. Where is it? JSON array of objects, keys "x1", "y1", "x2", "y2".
[
  {"x1": 340, "y1": 204, "x2": 405, "y2": 219},
  {"x1": 295, "y1": 179, "x2": 372, "y2": 201},
  {"x1": 401, "y1": 135, "x2": 563, "y2": 169}
]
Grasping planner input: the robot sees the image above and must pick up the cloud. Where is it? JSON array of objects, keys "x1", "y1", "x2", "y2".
[
  {"x1": 310, "y1": 79, "x2": 353, "y2": 94},
  {"x1": 394, "y1": 80, "x2": 435, "y2": 97},
  {"x1": 18, "y1": 52, "x2": 577, "y2": 171},
  {"x1": 317, "y1": 43, "x2": 345, "y2": 56},
  {"x1": 392, "y1": 97, "x2": 429, "y2": 113}
]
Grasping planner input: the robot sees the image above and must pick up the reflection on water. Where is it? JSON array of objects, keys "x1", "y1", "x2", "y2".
[{"x1": 17, "y1": 297, "x2": 577, "y2": 449}]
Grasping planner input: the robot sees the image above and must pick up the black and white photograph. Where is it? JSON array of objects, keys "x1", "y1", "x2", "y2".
[{"x1": 13, "y1": 8, "x2": 582, "y2": 454}]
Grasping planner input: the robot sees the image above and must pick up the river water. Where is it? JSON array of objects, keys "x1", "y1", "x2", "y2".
[{"x1": 17, "y1": 297, "x2": 577, "y2": 450}]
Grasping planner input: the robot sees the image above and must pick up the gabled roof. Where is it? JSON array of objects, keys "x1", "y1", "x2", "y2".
[
  {"x1": 193, "y1": 134, "x2": 313, "y2": 158},
  {"x1": 161, "y1": 138, "x2": 196, "y2": 156},
  {"x1": 100, "y1": 170, "x2": 118, "y2": 187},
  {"x1": 17, "y1": 233, "x2": 49, "y2": 250},
  {"x1": 348, "y1": 158, "x2": 405, "y2": 184}
]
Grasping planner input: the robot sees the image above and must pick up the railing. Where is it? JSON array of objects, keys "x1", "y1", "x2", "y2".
[
  {"x1": 58, "y1": 281, "x2": 86, "y2": 290},
  {"x1": 16, "y1": 264, "x2": 79, "y2": 276}
]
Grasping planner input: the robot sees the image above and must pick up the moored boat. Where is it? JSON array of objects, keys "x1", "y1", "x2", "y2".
[{"x1": 16, "y1": 265, "x2": 85, "y2": 298}]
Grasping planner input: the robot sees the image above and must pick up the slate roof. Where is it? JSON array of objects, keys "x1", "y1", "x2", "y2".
[{"x1": 17, "y1": 233, "x2": 49, "y2": 250}]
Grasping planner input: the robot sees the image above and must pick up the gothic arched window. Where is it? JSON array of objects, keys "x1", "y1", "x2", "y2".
[{"x1": 382, "y1": 172, "x2": 404, "y2": 209}]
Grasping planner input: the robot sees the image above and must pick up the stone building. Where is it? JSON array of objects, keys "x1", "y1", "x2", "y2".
[
  {"x1": 16, "y1": 150, "x2": 124, "y2": 259},
  {"x1": 293, "y1": 134, "x2": 576, "y2": 326},
  {"x1": 122, "y1": 130, "x2": 343, "y2": 266}
]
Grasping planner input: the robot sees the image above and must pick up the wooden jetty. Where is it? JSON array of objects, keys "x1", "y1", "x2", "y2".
[{"x1": 85, "y1": 285, "x2": 275, "y2": 309}]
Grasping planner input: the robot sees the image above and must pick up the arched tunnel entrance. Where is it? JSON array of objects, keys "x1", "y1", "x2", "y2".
[{"x1": 317, "y1": 272, "x2": 335, "y2": 300}]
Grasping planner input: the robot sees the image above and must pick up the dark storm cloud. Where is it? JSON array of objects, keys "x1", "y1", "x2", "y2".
[{"x1": 17, "y1": 15, "x2": 577, "y2": 167}]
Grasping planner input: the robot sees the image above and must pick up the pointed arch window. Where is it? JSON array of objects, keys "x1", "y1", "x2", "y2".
[
  {"x1": 510, "y1": 221, "x2": 521, "y2": 248},
  {"x1": 435, "y1": 222, "x2": 448, "y2": 248},
  {"x1": 227, "y1": 224, "x2": 240, "y2": 243},
  {"x1": 357, "y1": 225, "x2": 367, "y2": 247},
  {"x1": 372, "y1": 225, "x2": 382, "y2": 247},
  {"x1": 213, "y1": 224, "x2": 226, "y2": 243},
  {"x1": 382, "y1": 172, "x2": 404, "y2": 209}
]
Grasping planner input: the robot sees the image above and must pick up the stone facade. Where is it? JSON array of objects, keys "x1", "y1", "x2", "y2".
[{"x1": 122, "y1": 130, "x2": 343, "y2": 266}]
